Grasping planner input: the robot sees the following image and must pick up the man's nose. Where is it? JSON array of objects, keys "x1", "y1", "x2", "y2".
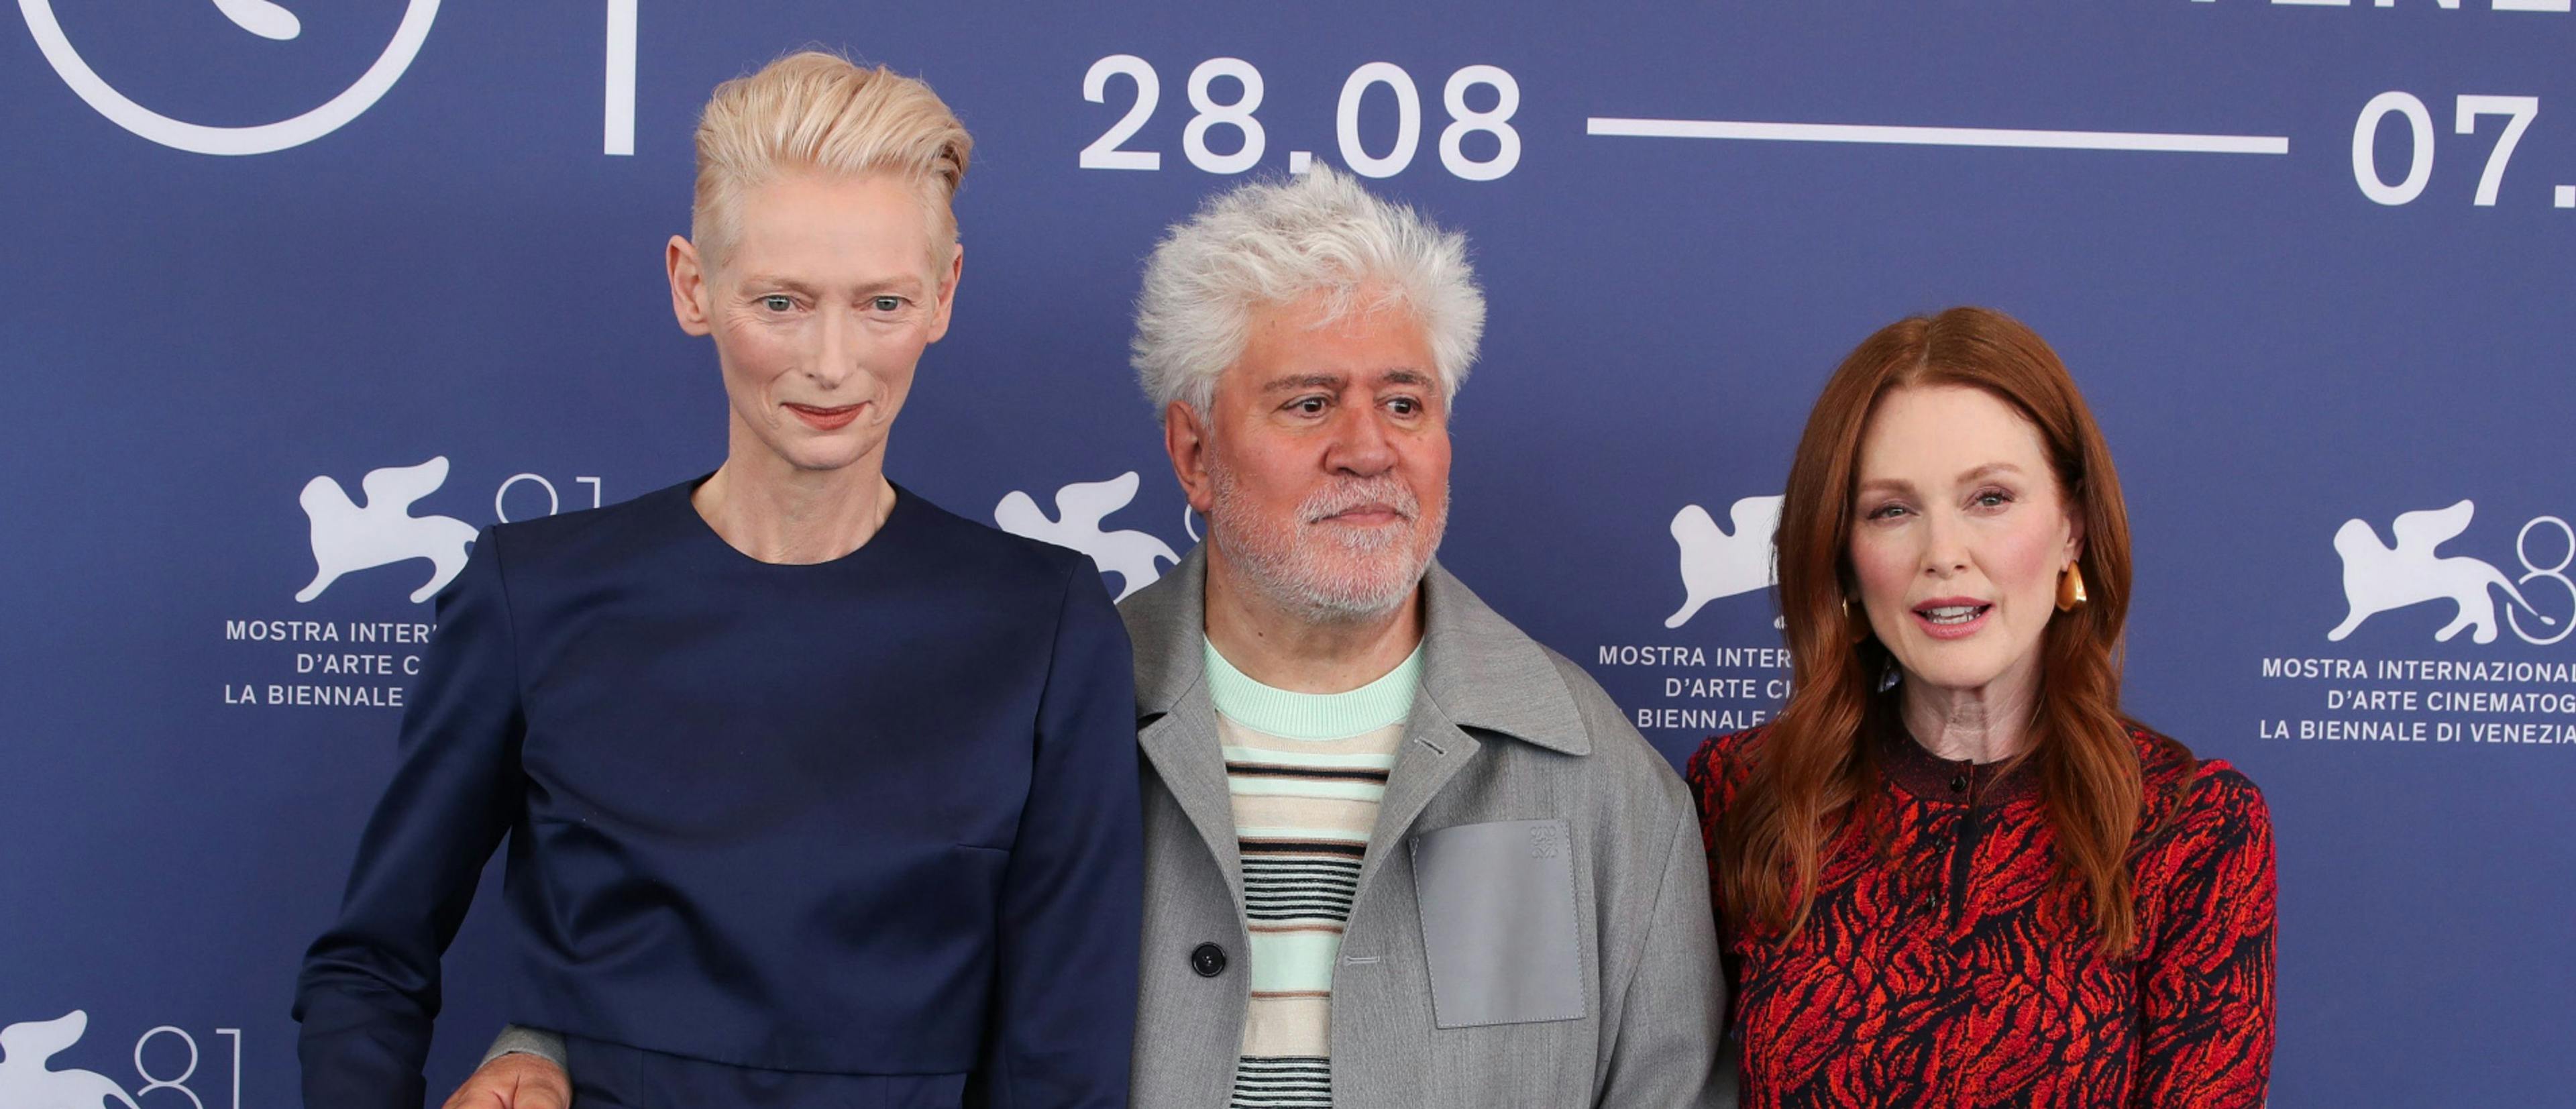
[{"x1": 1326, "y1": 405, "x2": 1398, "y2": 476}]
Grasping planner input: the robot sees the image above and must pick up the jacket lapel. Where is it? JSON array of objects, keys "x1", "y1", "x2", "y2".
[
  {"x1": 1356, "y1": 564, "x2": 1591, "y2": 890},
  {"x1": 1135, "y1": 688, "x2": 1244, "y2": 912},
  {"x1": 1355, "y1": 690, "x2": 1480, "y2": 897},
  {"x1": 1413, "y1": 564, "x2": 1589, "y2": 756},
  {"x1": 1120, "y1": 547, "x2": 1244, "y2": 914}
]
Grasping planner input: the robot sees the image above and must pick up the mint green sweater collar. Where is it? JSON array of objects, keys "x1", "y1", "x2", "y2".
[{"x1": 1202, "y1": 638, "x2": 1423, "y2": 740}]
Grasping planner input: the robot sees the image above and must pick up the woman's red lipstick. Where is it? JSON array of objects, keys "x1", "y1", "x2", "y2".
[
  {"x1": 1911, "y1": 597, "x2": 1994, "y2": 641},
  {"x1": 787, "y1": 403, "x2": 863, "y2": 431}
]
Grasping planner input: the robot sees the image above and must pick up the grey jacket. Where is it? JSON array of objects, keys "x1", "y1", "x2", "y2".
[
  {"x1": 1124, "y1": 550, "x2": 1730, "y2": 1108},
  {"x1": 492, "y1": 550, "x2": 1731, "y2": 1107}
]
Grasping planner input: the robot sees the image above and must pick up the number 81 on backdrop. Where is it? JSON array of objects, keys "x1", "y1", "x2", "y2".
[{"x1": 1081, "y1": 56, "x2": 1523, "y2": 180}]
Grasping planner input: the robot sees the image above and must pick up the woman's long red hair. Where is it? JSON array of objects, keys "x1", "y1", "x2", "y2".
[{"x1": 1717, "y1": 306, "x2": 2181, "y2": 957}]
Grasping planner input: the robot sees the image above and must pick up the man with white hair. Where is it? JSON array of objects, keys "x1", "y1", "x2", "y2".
[
  {"x1": 458, "y1": 167, "x2": 1726, "y2": 1107},
  {"x1": 1110, "y1": 166, "x2": 1728, "y2": 1107}
]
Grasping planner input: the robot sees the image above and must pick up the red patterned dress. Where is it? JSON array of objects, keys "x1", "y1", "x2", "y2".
[{"x1": 1684, "y1": 721, "x2": 2275, "y2": 1108}]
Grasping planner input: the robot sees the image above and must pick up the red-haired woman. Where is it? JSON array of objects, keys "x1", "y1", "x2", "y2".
[{"x1": 1687, "y1": 307, "x2": 2275, "y2": 1107}]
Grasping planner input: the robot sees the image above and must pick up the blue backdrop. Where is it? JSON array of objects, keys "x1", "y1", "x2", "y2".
[{"x1": 7, "y1": 1, "x2": 2573, "y2": 1104}]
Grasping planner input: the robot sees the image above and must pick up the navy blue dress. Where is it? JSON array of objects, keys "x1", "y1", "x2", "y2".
[{"x1": 294, "y1": 478, "x2": 1143, "y2": 1109}]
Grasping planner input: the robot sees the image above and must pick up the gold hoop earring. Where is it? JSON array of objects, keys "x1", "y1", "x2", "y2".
[
  {"x1": 2055, "y1": 562, "x2": 2089, "y2": 611},
  {"x1": 1842, "y1": 596, "x2": 1871, "y2": 643}
]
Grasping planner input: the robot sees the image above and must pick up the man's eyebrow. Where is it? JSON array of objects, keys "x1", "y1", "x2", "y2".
[
  {"x1": 1261, "y1": 373, "x2": 1347, "y2": 392},
  {"x1": 1378, "y1": 368, "x2": 1434, "y2": 388}
]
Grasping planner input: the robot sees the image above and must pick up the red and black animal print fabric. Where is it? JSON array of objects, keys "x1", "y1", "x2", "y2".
[{"x1": 1685, "y1": 721, "x2": 2275, "y2": 1108}]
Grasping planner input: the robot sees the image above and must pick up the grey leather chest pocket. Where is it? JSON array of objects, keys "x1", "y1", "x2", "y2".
[{"x1": 1409, "y1": 818, "x2": 1585, "y2": 1028}]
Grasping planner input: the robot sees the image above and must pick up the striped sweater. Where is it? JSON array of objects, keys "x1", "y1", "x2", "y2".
[{"x1": 1203, "y1": 639, "x2": 1421, "y2": 1109}]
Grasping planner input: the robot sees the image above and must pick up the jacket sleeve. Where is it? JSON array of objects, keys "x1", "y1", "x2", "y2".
[
  {"x1": 2133, "y1": 769, "x2": 2277, "y2": 1108},
  {"x1": 978, "y1": 565, "x2": 1145, "y2": 1108},
  {"x1": 484, "y1": 1025, "x2": 568, "y2": 1069},
  {"x1": 293, "y1": 528, "x2": 526, "y2": 1109},
  {"x1": 1595, "y1": 810, "x2": 1734, "y2": 1108}
]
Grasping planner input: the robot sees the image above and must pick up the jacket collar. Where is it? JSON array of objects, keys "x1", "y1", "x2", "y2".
[{"x1": 1122, "y1": 544, "x2": 1588, "y2": 755}]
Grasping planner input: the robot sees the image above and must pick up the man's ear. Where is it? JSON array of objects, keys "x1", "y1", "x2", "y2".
[
  {"x1": 667, "y1": 235, "x2": 712, "y2": 337},
  {"x1": 1165, "y1": 401, "x2": 1216, "y2": 515}
]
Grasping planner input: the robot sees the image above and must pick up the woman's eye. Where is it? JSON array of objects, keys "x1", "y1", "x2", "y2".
[
  {"x1": 1868, "y1": 503, "x2": 1909, "y2": 520},
  {"x1": 1974, "y1": 489, "x2": 2013, "y2": 509},
  {"x1": 760, "y1": 295, "x2": 794, "y2": 312}
]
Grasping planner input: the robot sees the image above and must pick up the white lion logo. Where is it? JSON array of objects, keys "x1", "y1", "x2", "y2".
[
  {"x1": 0, "y1": 1011, "x2": 139, "y2": 1109},
  {"x1": 995, "y1": 472, "x2": 1181, "y2": 602},
  {"x1": 2327, "y1": 500, "x2": 2554, "y2": 645},
  {"x1": 1664, "y1": 495, "x2": 1784, "y2": 629},
  {"x1": 295, "y1": 456, "x2": 478, "y2": 604}
]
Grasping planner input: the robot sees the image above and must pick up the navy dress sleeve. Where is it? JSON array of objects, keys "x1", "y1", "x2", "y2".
[
  {"x1": 293, "y1": 527, "x2": 525, "y2": 1109},
  {"x1": 979, "y1": 566, "x2": 1144, "y2": 1108}
]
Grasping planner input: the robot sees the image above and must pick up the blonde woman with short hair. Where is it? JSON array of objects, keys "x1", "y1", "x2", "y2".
[{"x1": 293, "y1": 53, "x2": 1143, "y2": 1109}]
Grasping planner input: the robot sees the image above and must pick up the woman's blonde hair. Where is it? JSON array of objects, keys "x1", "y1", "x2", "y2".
[{"x1": 691, "y1": 51, "x2": 971, "y2": 275}]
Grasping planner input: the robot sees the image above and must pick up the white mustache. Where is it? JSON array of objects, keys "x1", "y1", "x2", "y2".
[{"x1": 1301, "y1": 478, "x2": 1417, "y2": 523}]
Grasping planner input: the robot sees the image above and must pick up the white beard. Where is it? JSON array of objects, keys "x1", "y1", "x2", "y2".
[{"x1": 1208, "y1": 462, "x2": 1448, "y2": 623}]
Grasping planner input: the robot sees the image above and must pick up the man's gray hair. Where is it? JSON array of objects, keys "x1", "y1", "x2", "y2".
[{"x1": 1131, "y1": 166, "x2": 1485, "y2": 418}]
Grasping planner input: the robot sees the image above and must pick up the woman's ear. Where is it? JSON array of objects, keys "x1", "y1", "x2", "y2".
[
  {"x1": 667, "y1": 235, "x2": 712, "y2": 337},
  {"x1": 926, "y1": 242, "x2": 964, "y2": 344}
]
